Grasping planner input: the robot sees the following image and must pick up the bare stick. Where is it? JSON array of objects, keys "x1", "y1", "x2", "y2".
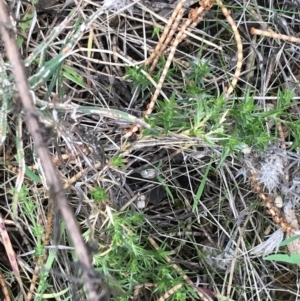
[{"x1": 0, "y1": 2, "x2": 102, "y2": 300}]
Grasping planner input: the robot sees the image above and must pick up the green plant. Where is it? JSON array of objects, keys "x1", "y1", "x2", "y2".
[
  {"x1": 19, "y1": 185, "x2": 54, "y2": 300},
  {"x1": 111, "y1": 155, "x2": 125, "y2": 167},
  {"x1": 264, "y1": 235, "x2": 300, "y2": 264},
  {"x1": 185, "y1": 58, "x2": 213, "y2": 91},
  {"x1": 156, "y1": 93, "x2": 186, "y2": 133},
  {"x1": 125, "y1": 66, "x2": 152, "y2": 92},
  {"x1": 90, "y1": 186, "x2": 108, "y2": 203},
  {"x1": 152, "y1": 25, "x2": 162, "y2": 38},
  {"x1": 93, "y1": 211, "x2": 191, "y2": 300}
]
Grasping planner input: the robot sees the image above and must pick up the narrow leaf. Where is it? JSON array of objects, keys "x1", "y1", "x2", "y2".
[
  {"x1": 25, "y1": 166, "x2": 42, "y2": 183},
  {"x1": 264, "y1": 254, "x2": 300, "y2": 264},
  {"x1": 193, "y1": 160, "x2": 212, "y2": 211}
]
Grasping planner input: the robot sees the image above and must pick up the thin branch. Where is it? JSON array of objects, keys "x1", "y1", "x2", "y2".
[
  {"x1": 0, "y1": 2, "x2": 103, "y2": 300},
  {"x1": 251, "y1": 27, "x2": 300, "y2": 43}
]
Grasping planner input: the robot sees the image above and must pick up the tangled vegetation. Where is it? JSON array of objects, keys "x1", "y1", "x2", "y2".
[{"x1": 1, "y1": 0, "x2": 300, "y2": 300}]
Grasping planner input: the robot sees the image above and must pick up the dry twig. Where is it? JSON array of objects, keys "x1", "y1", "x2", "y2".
[
  {"x1": 216, "y1": 0, "x2": 243, "y2": 98},
  {"x1": 251, "y1": 27, "x2": 300, "y2": 43},
  {"x1": 0, "y1": 2, "x2": 103, "y2": 300},
  {"x1": 248, "y1": 171, "x2": 296, "y2": 234}
]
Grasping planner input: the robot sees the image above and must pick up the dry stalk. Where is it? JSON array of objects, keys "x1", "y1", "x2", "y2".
[
  {"x1": 26, "y1": 260, "x2": 42, "y2": 301},
  {"x1": 0, "y1": 2, "x2": 102, "y2": 300},
  {"x1": 177, "y1": 8, "x2": 206, "y2": 44},
  {"x1": 216, "y1": 0, "x2": 243, "y2": 98},
  {"x1": 26, "y1": 205, "x2": 53, "y2": 301},
  {"x1": 148, "y1": 236, "x2": 210, "y2": 301},
  {"x1": 144, "y1": 0, "x2": 188, "y2": 68},
  {"x1": 133, "y1": 283, "x2": 157, "y2": 301},
  {"x1": 149, "y1": 7, "x2": 185, "y2": 73},
  {"x1": 0, "y1": 270, "x2": 11, "y2": 301},
  {"x1": 156, "y1": 284, "x2": 183, "y2": 301},
  {"x1": 251, "y1": 27, "x2": 300, "y2": 43},
  {"x1": 248, "y1": 171, "x2": 296, "y2": 234}
]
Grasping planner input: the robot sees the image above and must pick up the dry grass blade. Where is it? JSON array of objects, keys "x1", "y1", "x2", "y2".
[
  {"x1": 0, "y1": 214, "x2": 26, "y2": 297},
  {"x1": 26, "y1": 205, "x2": 53, "y2": 301}
]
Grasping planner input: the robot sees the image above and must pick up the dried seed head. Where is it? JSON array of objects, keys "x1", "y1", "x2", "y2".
[{"x1": 258, "y1": 153, "x2": 284, "y2": 193}]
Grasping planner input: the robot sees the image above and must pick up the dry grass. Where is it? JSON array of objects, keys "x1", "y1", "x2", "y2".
[{"x1": 1, "y1": 0, "x2": 300, "y2": 300}]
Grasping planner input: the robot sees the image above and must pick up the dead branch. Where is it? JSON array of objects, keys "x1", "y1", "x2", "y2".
[{"x1": 0, "y1": 1, "x2": 104, "y2": 300}]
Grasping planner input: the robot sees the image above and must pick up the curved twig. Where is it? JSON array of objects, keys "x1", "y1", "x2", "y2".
[{"x1": 216, "y1": 0, "x2": 243, "y2": 98}]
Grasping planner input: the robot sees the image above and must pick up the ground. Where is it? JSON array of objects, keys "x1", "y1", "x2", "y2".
[{"x1": 1, "y1": 0, "x2": 300, "y2": 300}]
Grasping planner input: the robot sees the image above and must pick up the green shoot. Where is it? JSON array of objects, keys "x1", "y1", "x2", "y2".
[
  {"x1": 152, "y1": 25, "x2": 162, "y2": 38},
  {"x1": 90, "y1": 186, "x2": 109, "y2": 203},
  {"x1": 111, "y1": 155, "x2": 126, "y2": 167},
  {"x1": 93, "y1": 211, "x2": 191, "y2": 300}
]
